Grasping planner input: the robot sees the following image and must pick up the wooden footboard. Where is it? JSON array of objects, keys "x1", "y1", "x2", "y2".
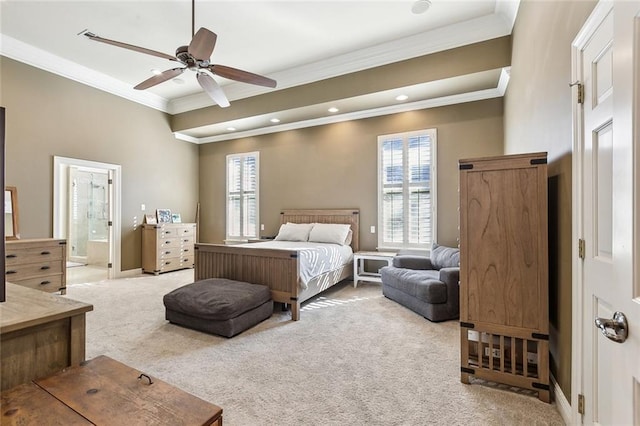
[
  {"x1": 195, "y1": 243, "x2": 303, "y2": 320},
  {"x1": 195, "y1": 209, "x2": 360, "y2": 321}
]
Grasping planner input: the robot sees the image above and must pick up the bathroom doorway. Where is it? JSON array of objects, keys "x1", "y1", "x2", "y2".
[{"x1": 53, "y1": 156, "x2": 122, "y2": 283}]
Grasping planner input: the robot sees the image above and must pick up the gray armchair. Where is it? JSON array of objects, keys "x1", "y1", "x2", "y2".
[{"x1": 380, "y1": 244, "x2": 460, "y2": 322}]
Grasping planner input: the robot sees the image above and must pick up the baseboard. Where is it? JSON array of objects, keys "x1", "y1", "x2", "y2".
[
  {"x1": 551, "y1": 373, "x2": 572, "y2": 425},
  {"x1": 116, "y1": 268, "x2": 143, "y2": 278}
]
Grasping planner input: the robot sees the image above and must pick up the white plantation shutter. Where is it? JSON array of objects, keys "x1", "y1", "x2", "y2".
[
  {"x1": 226, "y1": 152, "x2": 259, "y2": 240},
  {"x1": 378, "y1": 130, "x2": 436, "y2": 250}
]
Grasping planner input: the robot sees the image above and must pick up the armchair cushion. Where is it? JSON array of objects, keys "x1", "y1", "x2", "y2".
[
  {"x1": 430, "y1": 244, "x2": 460, "y2": 269},
  {"x1": 392, "y1": 255, "x2": 434, "y2": 270}
]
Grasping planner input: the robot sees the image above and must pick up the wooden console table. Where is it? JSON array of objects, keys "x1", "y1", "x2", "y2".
[
  {"x1": 1, "y1": 356, "x2": 223, "y2": 425},
  {"x1": 0, "y1": 283, "x2": 93, "y2": 391}
]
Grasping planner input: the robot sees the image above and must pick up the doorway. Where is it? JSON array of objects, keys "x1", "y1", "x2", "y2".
[{"x1": 53, "y1": 156, "x2": 122, "y2": 282}]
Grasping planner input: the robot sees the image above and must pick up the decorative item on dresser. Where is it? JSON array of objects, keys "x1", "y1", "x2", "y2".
[
  {"x1": 142, "y1": 223, "x2": 196, "y2": 275},
  {"x1": 458, "y1": 152, "x2": 550, "y2": 402},
  {"x1": 5, "y1": 239, "x2": 67, "y2": 294}
]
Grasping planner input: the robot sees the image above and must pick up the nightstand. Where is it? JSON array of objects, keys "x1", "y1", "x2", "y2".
[{"x1": 353, "y1": 251, "x2": 396, "y2": 288}]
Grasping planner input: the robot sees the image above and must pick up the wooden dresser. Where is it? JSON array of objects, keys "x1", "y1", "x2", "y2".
[
  {"x1": 458, "y1": 152, "x2": 549, "y2": 402},
  {"x1": 5, "y1": 238, "x2": 67, "y2": 294},
  {"x1": 142, "y1": 223, "x2": 196, "y2": 275}
]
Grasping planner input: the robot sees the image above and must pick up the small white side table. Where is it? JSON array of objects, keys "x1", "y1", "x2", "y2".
[{"x1": 353, "y1": 251, "x2": 396, "y2": 288}]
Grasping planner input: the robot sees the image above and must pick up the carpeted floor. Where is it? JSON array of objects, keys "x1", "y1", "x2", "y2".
[{"x1": 65, "y1": 270, "x2": 565, "y2": 425}]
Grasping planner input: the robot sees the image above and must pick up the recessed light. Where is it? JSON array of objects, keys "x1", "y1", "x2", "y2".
[
  {"x1": 411, "y1": 0, "x2": 431, "y2": 14},
  {"x1": 226, "y1": 127, "x2": 236, "y2": 131},
  {"x1": 172, "y1": 78, "x2": 185, "y2": 84},
  {"x1": 151, "y1": 68, "x2": 162, "y2": 75},
  {"x1": 270, "y1": 118, "x2": 280, "y2": 123},
  {"x1": 396, "y1": 94, "x2": 409, "y2": 101},
  {"x1": 328, "y1": 107, "x2": 339, "y2": 113}
]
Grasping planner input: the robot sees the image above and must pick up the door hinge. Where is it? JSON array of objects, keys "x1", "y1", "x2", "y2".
[
  {"x1": 108, "y1": 178, "x2": 113, "y2": 184},
  {"x1": 570, "y1": 81, "x2": 584, "y2": 104},
  {"x1": 108, "y1": 221, "x2": 113, "y2": 226},
  {"x1": 107, "y1": 263, "x2": 113, "y2": 269},
  {"x1": 578, "y1": 393, "x2": 585, "y2": 415},
  {"x1": 578, "y1": 238, "x2": 586, "y2": 259}
]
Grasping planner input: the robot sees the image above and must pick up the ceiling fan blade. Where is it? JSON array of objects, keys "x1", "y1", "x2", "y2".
[
  {"x1": 188, "y1": 27, "x2": 217, "y2": 60},
  {"x1": 134, "y1": 68, "x2": 185, "y2": 90},
  {"x1": 209, "y1": 64, "x2": 277, "y2": 88},
  {"x1": 196, "y1": 72, "x2": 230, "y2": 108},
  {"x1": 83, "y1": 32, "x2": 177, "y2": 61}
]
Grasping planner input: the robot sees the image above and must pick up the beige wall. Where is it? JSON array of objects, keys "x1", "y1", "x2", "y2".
[
  {"x1": 504, "y1": 0, "x2": 597, "y2": 400},
  {"x1": 198, "y1": 98, "x2": 504, "y2": 250},
  {"x1": 1, "y1": 57, "x2": 199, "y2": 271}
]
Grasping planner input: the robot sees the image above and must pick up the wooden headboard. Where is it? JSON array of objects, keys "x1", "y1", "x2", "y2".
[{"x1": 280, "y1": 209, "x2": 360, "y2": 253}]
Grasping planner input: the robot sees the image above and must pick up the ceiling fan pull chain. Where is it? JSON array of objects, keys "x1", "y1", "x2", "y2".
[{"x1": 192, "y1": 0, "x2": 195, "y2": 38}]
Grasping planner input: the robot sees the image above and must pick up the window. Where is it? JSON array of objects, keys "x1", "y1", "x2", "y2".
[
  {"x1": 377, "y1": 129, "x2": 436, "y2": 250},
  {"x1": 226, "y1": 152, "x2": 259, "y2": 241}
]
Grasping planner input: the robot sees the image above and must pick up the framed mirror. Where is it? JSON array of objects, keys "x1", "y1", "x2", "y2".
[{"x1": 5, "y1": 186, "x2": 19, "y2": 240}]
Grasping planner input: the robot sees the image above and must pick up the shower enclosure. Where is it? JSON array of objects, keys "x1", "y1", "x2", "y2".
[{"x1": 68, "y1": 168, "x2": 109, "y2": 265}]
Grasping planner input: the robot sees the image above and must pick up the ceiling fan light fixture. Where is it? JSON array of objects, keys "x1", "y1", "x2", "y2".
[
  {"x1": 151, "y1": 68, "x2": 162, "y2": 75},
  {"x1": 411, "y1": 0, "x2": 432, "y2": 14}
]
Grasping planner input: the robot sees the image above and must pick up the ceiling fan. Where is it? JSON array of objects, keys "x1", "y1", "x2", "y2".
[{"x1": 79, "y1": 0, "x2": 276, "y2": 108}]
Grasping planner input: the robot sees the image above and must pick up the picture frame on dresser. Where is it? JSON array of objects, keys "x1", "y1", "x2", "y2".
[
  {"x1": 4, "y1": 186, "x2": 19, "y2": 240},
  {"x1": 156, "y1": 209, "x2": 171, "y2": 223},
  {"x1": 144, "y1": 214, "x2": 157, "y2": 224}
]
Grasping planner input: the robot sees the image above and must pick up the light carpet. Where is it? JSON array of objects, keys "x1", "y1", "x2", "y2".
[{"x1": 65, "y1": 270, "x2": 564, "y2": 425}]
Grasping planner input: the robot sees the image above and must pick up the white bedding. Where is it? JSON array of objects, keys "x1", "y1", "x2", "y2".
[{"x1": 238, "y1": 240, "x2": 353, "y2": 289}]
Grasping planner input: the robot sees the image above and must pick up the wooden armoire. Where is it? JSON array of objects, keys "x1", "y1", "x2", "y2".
[{"x1": 458, "y1": 152, "x2": 550, "y2": 402}]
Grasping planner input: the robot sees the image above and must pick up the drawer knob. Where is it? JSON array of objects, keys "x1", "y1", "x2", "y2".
[
  {"x1": 40, "y1": 266, "x2": 51, "y2": 270},
  {"x1": 6, "y1": 254, "x2": 17, "y2": 259},
  {"x1": 40, "y1": 251, "x2": 51, "y2": 255},
  {"x1": 6, "y1": 270, "x2": 17, "y2": 275},
  {"x1": 40, "y1": 280, "x2": 51, "y2": 285}
]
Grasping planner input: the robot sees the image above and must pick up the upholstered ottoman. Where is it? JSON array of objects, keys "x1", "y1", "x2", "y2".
[{"x1": 163, "y1": 278, "x2": 273, "y2": 337}]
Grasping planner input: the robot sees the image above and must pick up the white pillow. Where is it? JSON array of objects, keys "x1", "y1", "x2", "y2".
[
  {"x1": 274, "y1": 222, "x2": 314, "y2": 241},
  {"x1": 308, "y1": 223, "x2": 352, "y2": 245}
]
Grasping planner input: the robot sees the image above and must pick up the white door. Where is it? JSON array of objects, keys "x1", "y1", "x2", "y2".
[
  {"x1": 574, "y1": 1, "x2": 640, "y2": 424},
  {"x1": 53, "y1": 156, "x2": 122, "y2": 279}
]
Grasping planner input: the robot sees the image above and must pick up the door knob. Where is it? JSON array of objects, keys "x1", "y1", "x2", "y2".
[{"x1": 594, "y1": 311, "x2": 628, "y2": 343}]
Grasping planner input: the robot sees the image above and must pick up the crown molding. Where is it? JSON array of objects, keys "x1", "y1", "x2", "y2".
[
  {"x1": 0, "y1": 34, "x2": 170, "y2": 112},
  {"x1": 168, "y1": 11, "x2": 514, "y2": 114},
  {"x1": 175, "y1": 68, "x2": 510, "y2": 144}
]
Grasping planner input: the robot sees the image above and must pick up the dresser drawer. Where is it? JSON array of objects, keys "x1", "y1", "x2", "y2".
[
  {"x1": 6, "y1": 246, "x2": 64, "y2": 267},
  {"x1": 6, "y1": 260, "x2": 63, "y2": 280},
  {"x1": 10, "y1": 275, "x2": 64, "y2": 292},
  {"x1": 157, "y1": 247, "x2": 182, "y2": 260},
  {"x1": 177, "y1": 225, "x2": 195, "y2": 238}
]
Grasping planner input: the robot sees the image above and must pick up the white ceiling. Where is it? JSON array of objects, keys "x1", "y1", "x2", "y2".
[{"x1": 0, "y1": 0, "x2": 519, "y2": 141}]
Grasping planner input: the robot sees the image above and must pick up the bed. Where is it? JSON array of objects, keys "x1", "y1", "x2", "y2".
[{"x1": 194, "y1": 209, "x2": 359, "y2": 320}]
